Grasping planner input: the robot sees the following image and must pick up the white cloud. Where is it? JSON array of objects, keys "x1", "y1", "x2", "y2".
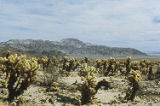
[{"x1": 0, "y1": 0, "x2": 160, "y2": 52}]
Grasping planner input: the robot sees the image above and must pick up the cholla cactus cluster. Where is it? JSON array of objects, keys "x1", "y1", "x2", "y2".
[
  {"x1": 95, "y1": 58, "x2": 123, "y2": 76},
  {"x1": 104, "y1": 57, "x2": 116, "y2": 76},
  {"x1": 61, "y1": 56, "x2": 80, "y2": 76},
  {"x1": 0, "y1": 52, "x2": 159, "y2": 105},
  {"x1": 80, "y1": 64, "x2": 97, "y2": 104},
  {"x1": 125, "y1": 70, "x2": 142, "y2": 101},
  {"x1": 0, "y1": 54, "x2": 40, "y2": 102},
  {"x1": 139, "y1": 59, "x2": 154, "y2": 80},
  {"x1": 79, "y1": 63, "x2": 97, "y2": 77},
  {"x1": 95, "y1": 59, "x2": 107, "y2": 73}
]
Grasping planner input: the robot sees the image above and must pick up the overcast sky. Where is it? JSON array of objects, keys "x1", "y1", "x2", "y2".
[{"x1": 0, "y1": 0, "x2": 160, "y2": 53}]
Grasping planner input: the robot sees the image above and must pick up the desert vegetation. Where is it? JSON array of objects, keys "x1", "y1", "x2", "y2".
[{"x1": 0, "y1": 51, "x2": 160, "y2": 106}]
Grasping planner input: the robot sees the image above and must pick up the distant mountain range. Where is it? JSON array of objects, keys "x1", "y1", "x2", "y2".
[{"x1": 0, "y1": 38, "x2": 147, "y2": 58}]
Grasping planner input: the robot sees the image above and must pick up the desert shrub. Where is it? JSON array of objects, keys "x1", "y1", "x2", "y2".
[
  {"x1": 37, "y1": 55, "x2": 61, "y2": 88},
  {"x1": 41, "y1": 66, "x2": 59, "y2": 87},
  {"x1": 0, "y1": 54, "x2": 40, "y2": 102}
]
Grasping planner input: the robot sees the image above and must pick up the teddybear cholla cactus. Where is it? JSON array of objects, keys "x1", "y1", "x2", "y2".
[
  {"x1": 80, "y1": 64, "x2": 111, "y2": 104},
  {"x1": 104, "y1": 57, "x2": 115, "y2": 76},
  {"x1": 79, "y1": 63, "x2": 97, "y2": 77},
  {"x1": 80, "y1": 64, "x2": 97, "y2": 104},
  {"x1": 0, "y1": 54, "x2": 40, "y2": 102},
  {"x1": 39, "y1": 56, "x2": 49, "y2": 70},
  {"x1": 125, "y1": 56, "x2": 132, "y2": 75},
  {"x1": 84, "y1": 56, "x2": 88, "y2": 63},
  {"x1": 61, "y1": 57, "x2": 80, "y2": 76},
  {"x1": 125, "y1": 70, "x2": 142, "y2": 101},
  {"x1": 131, "y1": 61, "x2": 140, "y2": 70}
]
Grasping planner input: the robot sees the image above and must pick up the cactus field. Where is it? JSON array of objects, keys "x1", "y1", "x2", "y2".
[{"x1": 0, "y1": 51, "x2": 160, "y2": 106}]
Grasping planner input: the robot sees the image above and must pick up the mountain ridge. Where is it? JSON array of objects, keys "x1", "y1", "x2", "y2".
[{"x1": 0, "y1": 38, "x2": 147, "y2": 58}]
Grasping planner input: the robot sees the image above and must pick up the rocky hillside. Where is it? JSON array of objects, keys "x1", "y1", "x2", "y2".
[{"x1": 0, "y1": 38, "x2": 147, "y2": 57}]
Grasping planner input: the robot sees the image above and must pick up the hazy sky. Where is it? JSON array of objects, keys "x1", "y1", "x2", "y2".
[{"x1": 0, "y1": 0, "x2": 160, "y2": 53}]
